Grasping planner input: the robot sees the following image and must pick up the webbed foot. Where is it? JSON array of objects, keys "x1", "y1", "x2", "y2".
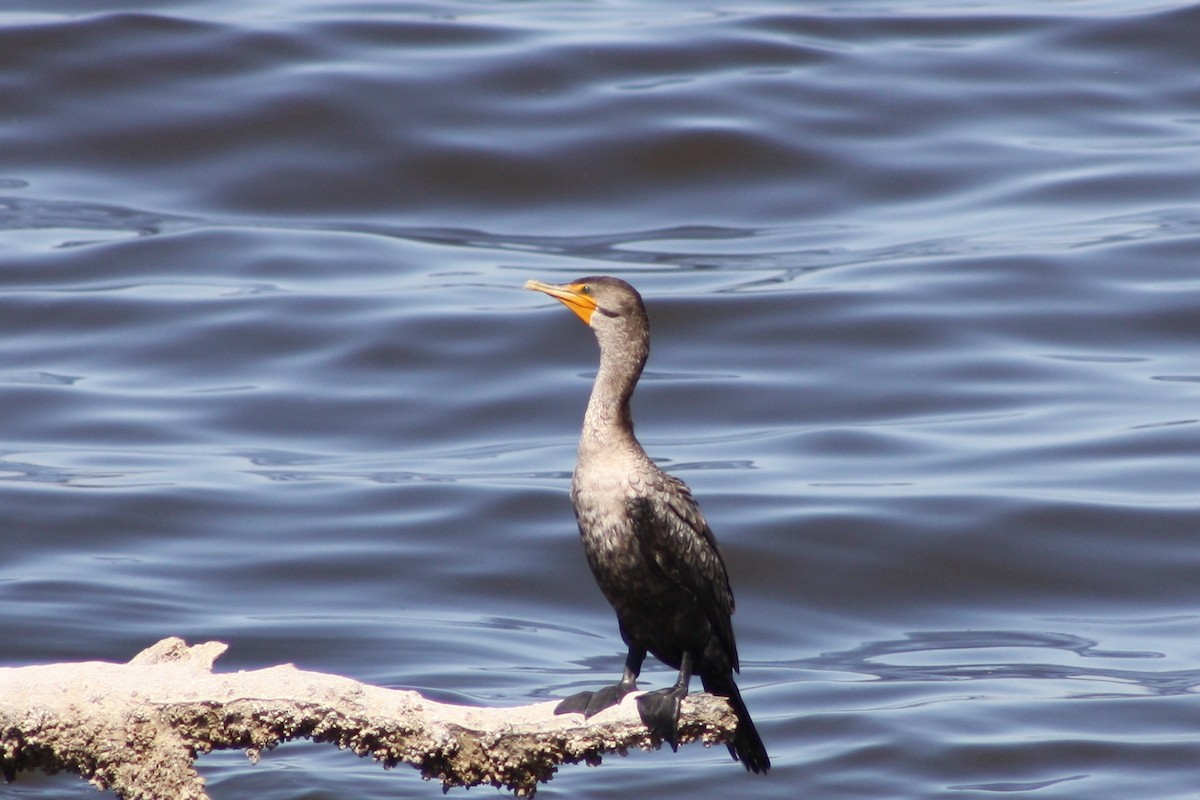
[
  {"x1": 636, "y1": 686, "x2": 686, "y2": 751},
  {"x1": 555, "y1": 682, "x2": 634, "y2": 717}
]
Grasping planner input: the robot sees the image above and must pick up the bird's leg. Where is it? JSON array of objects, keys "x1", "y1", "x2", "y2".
[
  {"x1": 635, "y1": 651, "x2": 693, "y2": 751},
  {"x1": 555, "y1": 645, "x2": 645, "y2": 717}
]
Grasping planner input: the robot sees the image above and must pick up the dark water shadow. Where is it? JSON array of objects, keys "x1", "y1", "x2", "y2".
[{"x1": 796, "y1": 628, "x2": 1200, "y2": 698}]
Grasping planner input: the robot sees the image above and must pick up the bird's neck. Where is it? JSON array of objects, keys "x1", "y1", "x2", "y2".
[{"x1": 579, "y1": 335, "x2": 648, "y2": 456}]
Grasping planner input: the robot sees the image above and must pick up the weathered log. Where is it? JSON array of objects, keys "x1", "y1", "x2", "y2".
[{"x1": 0, "y1": 637, "x2": 738, "y2": 798}]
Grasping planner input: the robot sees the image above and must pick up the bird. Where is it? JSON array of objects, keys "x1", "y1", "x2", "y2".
[{"x1": 524, "y1": 275, "x2": 770, "y2": 774}]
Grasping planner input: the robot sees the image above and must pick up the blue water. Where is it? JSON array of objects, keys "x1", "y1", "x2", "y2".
[{"x1": 3, "y1": 2, "x2": 1200, "y2": 798}]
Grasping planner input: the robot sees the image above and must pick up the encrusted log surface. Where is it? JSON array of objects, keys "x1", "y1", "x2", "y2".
[{"x1": 0, "y1": 637, "x2": 738, "y2": 798}]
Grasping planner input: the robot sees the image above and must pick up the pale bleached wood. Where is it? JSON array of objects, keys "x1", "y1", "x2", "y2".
[{"x1": 0, "y1": 637, "x2": 738, "y2": 798}]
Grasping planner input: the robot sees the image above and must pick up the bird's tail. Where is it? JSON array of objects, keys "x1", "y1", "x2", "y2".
[{"x1": 701, "y1": 671, "x2": 770, "y2": 774}]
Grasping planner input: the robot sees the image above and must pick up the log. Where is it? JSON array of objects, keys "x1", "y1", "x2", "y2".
[{"x1": 0, "y1": 637, "x2": 738, "y2": 798}]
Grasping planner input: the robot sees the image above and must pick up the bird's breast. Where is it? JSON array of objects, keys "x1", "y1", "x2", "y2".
[{"x1": 570, "y1": 460, "x2": 640, "y2": 553}]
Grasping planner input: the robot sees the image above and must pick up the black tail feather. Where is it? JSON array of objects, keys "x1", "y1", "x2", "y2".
[{"x1": 701, "y1": 671, "x2": 770, "y2": 774}]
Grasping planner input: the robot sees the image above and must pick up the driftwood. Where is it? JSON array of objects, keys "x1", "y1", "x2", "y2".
[{"x1": 0, "y1": 637, "x2": 738, "y2": 798}]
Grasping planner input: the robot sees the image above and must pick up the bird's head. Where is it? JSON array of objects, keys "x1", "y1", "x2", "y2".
[
  {"x1": 525, "y1": 276, "x2": 651, "y2": 367},
  {"x1": 524, "y1": 276, "x2": 647, "y2": 328}
]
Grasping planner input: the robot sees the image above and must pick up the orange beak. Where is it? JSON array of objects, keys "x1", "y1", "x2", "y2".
[{"x1": 524, "y1": 279, "x2": 598, "y2": 325}]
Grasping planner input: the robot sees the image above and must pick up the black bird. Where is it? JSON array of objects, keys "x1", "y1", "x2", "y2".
[{"x1": 525, "y1": 276, "x2": 769, "y2": 773}]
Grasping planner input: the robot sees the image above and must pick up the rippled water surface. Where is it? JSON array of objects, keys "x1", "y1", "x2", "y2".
[{"x1": 3, "y1": 1, "x2": 1200, "y2": 798}]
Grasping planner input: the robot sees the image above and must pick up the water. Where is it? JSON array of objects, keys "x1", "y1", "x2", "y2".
[{"x1": 2, "y1": 1, "x2": 1199, "y2": 798}]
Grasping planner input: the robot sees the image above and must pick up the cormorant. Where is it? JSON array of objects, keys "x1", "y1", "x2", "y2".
[{"x1": 525, "y1": 276, "x2": 770, "y2": 773}]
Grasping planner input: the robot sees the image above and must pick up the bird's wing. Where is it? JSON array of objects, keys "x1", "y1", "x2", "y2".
[{"x1": 627, "y1": 474, "x2": 740, "y2": 670}]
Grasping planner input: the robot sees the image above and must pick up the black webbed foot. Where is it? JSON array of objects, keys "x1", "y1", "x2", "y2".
[
  {"x1": 555, "y1": 682, "x2": 634, "y2": 717},
  {"x1": 636, "y1": 686, "x2": 687, "y2": 751},
  {"x1": 557, "y1": 654, "x2": 643, "y2": 718}
]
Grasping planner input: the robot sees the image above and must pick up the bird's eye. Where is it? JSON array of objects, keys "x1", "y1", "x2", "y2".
[{"x1": 580, "y1": 284, "x2": 591, "y2": 294}]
